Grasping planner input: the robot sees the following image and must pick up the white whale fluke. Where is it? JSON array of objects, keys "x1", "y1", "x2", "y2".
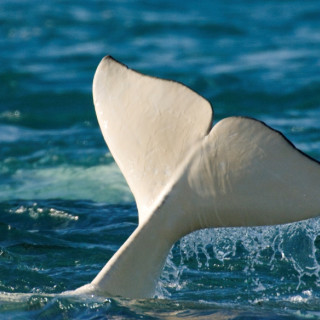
[{"x1": 74, "y1": 56, "x2": 320, "y2": 299}]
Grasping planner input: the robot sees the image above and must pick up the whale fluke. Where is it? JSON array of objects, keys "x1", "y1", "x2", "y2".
[{"x1": 74, "y1": 56, "x2": 320, "y2": 298}]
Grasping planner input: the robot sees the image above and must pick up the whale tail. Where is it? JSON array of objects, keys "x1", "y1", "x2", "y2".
[{"x1": 75, "y1": 56, "x2": 320, "y2": 298}]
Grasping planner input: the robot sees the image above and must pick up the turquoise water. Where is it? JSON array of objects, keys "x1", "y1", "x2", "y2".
[{"x1": 1, "y1": 0, "x2": 320, "y2": 319}]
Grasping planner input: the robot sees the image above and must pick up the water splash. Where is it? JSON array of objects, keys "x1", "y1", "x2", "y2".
[{"x1": 158, "y1": 217, "x2": 320, "y2": 306}]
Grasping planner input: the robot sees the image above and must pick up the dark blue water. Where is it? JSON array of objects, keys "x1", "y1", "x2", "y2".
[{"x1": 1, "y1": 0, "x2": 320, "y2": 319}]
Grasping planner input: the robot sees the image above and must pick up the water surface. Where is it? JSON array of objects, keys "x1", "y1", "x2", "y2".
[{"x1": 1, "y1": 0, "x2": 320, "y2": 319}]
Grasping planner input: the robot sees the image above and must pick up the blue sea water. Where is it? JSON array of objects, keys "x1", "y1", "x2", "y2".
[{"x1": 0, "y1": 0, "x2": 320, "y2": 319}]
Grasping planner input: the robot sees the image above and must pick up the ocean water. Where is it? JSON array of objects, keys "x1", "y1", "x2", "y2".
[{"x1": 1, "y1": 0, "x2": 320, "y2": 319}]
